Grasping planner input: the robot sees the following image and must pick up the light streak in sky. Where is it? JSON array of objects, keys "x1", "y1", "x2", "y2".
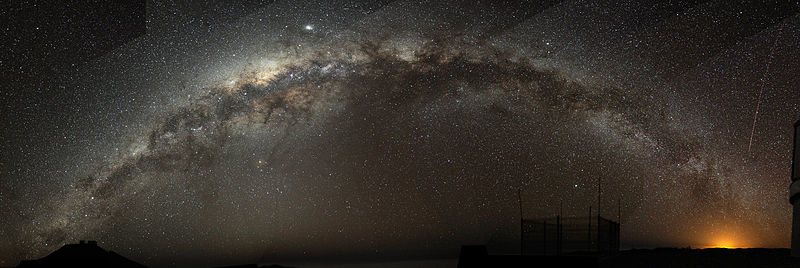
[{"x1": 748, "y1": 22, "x2": 784, "y2": 153}]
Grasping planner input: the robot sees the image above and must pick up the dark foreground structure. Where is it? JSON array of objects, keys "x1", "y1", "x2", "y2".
[
  {"x1": 791, "y1": 120, "x2": 800, "y2": 257},
  {"x1": 458, "y1": 247, "x2": 800, "y2": 267},
  {"x1": 605, "y1": 248, "x2": 800, "y2": 268},
  {"x1": 459, "y1": 216, "x2": 620, "y2": 267},
  {"x1": 522, "y1": 216, "x2": 620, "y2": 255},
  {"x1": 17, "y1": 240, "x2": 146, "y2": 268},
  {"x1": 457, "y1": 245, "x2": 598, "y2": 268}
]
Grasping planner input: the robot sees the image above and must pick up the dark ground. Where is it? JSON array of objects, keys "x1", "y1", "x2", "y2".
[
  {"x1": 459, "y1": 247, "x2": 800, "y2": 268},
  {"x1": 10, "y1": 247, "x2": 800, "y2": 267},
  {"x1": 600, "y1": 248, "x2": 800, "y2": 268}
]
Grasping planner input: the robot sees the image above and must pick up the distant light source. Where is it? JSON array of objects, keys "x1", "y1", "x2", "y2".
[
  {"x1": 699, "y1": 240, "x2": 738, "y2": 249},
  {"x1": 304, "y1": 24, "x2": 314, "y2": 31},
  {"x1": 704, "y1": 230, "x2": 749, "y2": 249},
  {"x1": 711, "y1": 239, "x2": 737, "y2": 249}
]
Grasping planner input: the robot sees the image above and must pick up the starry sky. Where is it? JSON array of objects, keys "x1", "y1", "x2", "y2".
[{"x1": 2, "y1": 0, "x2": 800, "y2": 267}]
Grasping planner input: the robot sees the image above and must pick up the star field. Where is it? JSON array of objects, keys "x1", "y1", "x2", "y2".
[{"x1": 2, "y1": 1, "x2": 800, "y2": 267}]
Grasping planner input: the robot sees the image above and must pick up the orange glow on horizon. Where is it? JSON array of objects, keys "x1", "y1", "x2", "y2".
[
  {"x1": 703, "y1": 239, "x2": 739, "y2": 249},
  {"x1": 690, "y1": 221, "x2": 762, "y2": 249},
  {"x1": 701, "y1": 233, "x2": 751, "y2": 249}
]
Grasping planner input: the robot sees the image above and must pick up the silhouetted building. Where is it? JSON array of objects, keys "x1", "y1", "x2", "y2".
[
  {"x1": 17, "y1": 240, "x2": 146, "y2": 268},
  {"x1": 791, "y1": 120, "x2": 800, "y2": 257}
]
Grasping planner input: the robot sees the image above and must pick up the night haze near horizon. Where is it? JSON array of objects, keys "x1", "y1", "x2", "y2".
[{"x1": 2, "y1": 1, "x2": 800, "y2": 267}]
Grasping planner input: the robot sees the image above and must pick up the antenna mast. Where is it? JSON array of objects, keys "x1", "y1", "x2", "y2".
[{"x1": 519, "y1": 187, "x2": 523, "y2": 255}]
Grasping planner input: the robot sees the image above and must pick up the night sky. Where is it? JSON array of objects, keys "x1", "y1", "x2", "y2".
[{"x1": 2, "y1": 0, "x2": 800, "y2": 267}]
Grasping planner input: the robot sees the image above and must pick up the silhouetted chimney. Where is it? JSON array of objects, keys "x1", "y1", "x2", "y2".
[{"x1": 79, "y1": 240, "x2": 85, "y2": 244}]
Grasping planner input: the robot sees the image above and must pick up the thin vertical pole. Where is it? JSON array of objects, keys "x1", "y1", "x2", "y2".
[
  {"x1": 519, "y1": 188, "x2": 523, "y2": 255},
  {"x1": 557, "y1": 215, "x2": 561, "y2": 256},
  {"x1": 598, "y1": 177, "x2": 601, "y2": 218},
  {"x1": 588, "y1": 206, "x2": 592, "y2": 251},
  {"x1": 543, "y1": 220, "x2": 547, "y2": 255},
  {"x1": 559, "y1": 200, "x2": 563, "y2": 256}
]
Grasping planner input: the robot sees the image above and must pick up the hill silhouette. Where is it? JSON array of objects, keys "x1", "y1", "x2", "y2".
[{"x1": 16, "y1": 241, "x2": 146, "y2": 268}]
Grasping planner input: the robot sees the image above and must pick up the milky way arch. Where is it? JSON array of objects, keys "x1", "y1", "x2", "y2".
[{"x1": 19, "y1": 37, "x2": 755, "y2": 262}]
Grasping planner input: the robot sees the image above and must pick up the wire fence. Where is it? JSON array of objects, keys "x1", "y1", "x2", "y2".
[{"x1": 521, "y1": 216, "x2": 619, "y2": 255}]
